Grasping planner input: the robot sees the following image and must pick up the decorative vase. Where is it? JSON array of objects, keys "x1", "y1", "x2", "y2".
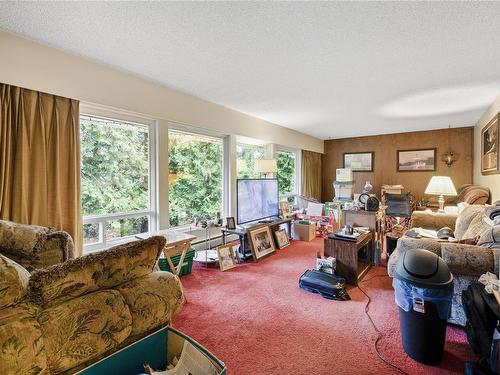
[{"x1": 363, "y1": 181, "x2": 373, "y2": 193}]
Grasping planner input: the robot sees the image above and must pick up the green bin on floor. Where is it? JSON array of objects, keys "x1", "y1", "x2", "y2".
[{"x1": 158, "y1": 248, "x2": 195, "y2": 276}]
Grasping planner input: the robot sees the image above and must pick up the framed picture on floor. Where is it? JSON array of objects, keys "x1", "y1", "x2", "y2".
[
  {"x1": 274, "y1": 228, "x2": 290, "y2": 249},
  {"x1": 481, "y1": 113, "x2": 499, "y2": 175},
  {"x1": 343, "y1": 152, "x2": 374, "y2": 172},
  {"x1": 248, "y1": 225, "x2": 276, "y2": 260},
  {"x1": 397, "y1": 148, "x2": 436, "y2": 172},
  {"x1": 217, "y1": 243, "x2": 237, "y2": 271}
]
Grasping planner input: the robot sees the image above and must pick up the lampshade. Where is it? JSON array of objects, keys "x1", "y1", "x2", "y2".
[
  {"x1": 255, "y1": 159, "x2": 277, "y2": 173},
  {"x1": 424, "y1": 176, "x2": 457, "y2": 196}
]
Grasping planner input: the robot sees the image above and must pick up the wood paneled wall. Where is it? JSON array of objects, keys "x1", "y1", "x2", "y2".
[{"x1": 322, "y1": 127, "x2": 474, "y2": 202}]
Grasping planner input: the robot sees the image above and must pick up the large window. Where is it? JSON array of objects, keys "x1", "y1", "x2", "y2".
[
  {"x1": 277, "y1": 150, "x2": 297, "y2": 196},
  {"x1": 80, "y1": 114, "x2": 154, "y2": 251},
  {"x1": 236, "y1": 143, "x2": 265, "y2": 178},
  {"x1": 168, "y1": 129, "x2": 223, "y2": 227}
]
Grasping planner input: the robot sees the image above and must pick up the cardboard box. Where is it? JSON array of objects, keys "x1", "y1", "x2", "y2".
[{"x1": 293, "y1": 222, "x2": 316, "y2": 241}]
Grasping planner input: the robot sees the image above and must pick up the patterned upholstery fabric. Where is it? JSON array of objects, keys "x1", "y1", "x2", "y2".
[
  {"x1": 0, "y1": 235, "x2": 184, "y2": 374},
  {"x1": 477, "y1": 224, "x2": 500, "y2": 249},
  {"x1": 39, "y1": 290, "x2": 132, "y2": 373},
  {"x1": 441, "y1": 243, "x2": 495, "y2": 277},
  {"x1": 0, "y1": 220, "x2": 74, "y2": 272},
  {"x1": 28, "y1": 236, "x2": 165, "y2": 308},
  {"x1": 388, "y1": 205, "x2": 496, "y2": 326},
  {"x1": 117, "y1": 272, "x2": 184, "y2": 336},
  {"x1": 0, "y1": 302, "x2": 48, "y2": 374},
  {"x1": 0, "y1": 254, "x2": 30, "y2": 309}
]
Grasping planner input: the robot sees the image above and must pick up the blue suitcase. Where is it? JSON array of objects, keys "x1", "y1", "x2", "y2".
[{"x1": 299, "y1": 269, "x2": 350, "y2": 301}]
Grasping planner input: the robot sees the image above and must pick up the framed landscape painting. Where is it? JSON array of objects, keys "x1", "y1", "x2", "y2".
[
  {"x1": 397, "y1": 148, "x2": 436, "y2": 172},
  {"x1": 343, "y1": 152, "x2": 374, "y2": 172},
  {"x1": 481, "y1": 113, "x2": 499, "y2": 175}
]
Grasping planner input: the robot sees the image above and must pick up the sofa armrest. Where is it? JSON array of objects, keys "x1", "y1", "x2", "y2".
[
  {"x1": 28, "y1": 236, "x2": 165, "y2": 307},
  {"x1": 411, "y1": 211, "x2": 457, "y2": 231},
  {"x1": 396, "y1": 236, "x2": 442, "y2": 256},
  {"x1": 0, "y1": 220, "x2": 74, "y2": 272},
  {"x1": 441, "y1": 243, "x2": 496, "y2": 277}
]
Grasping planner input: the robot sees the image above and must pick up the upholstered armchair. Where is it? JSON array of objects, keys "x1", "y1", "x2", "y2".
[
  {"x1": 0, "y1": 220, "x2": 74, "y2": 271},
  {"x1": 427, "y1": 184, "x2": 491, "y2": 208}
]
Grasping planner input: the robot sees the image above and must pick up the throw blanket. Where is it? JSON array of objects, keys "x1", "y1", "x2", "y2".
[{"x1": 485, "y1": 205, "x2": 500, "y2": 221}]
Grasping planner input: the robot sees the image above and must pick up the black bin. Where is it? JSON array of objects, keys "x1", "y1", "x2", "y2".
[{"x1": 393, "y1": 249, "x2": 454, "y2": 365}]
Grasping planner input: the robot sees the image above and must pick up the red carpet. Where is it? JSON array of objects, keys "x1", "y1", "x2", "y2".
[{"x1": 172, "y1": 238, "x2": 476, "y2": 374}]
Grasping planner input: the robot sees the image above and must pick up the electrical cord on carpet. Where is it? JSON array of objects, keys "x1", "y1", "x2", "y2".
[{"x1": 357, "y1": 280, "x2": 409, "y2": 375}]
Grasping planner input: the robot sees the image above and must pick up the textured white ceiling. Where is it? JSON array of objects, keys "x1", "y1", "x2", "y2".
[{"x1": 1, "y1": 2, "x2": 500, "y2": 139}]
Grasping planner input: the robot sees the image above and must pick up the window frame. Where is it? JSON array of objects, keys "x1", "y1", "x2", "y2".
[
  {"x1": 276, "y1": 146, "x2": 301, "y2": 196},
  {"x1": 236, "y1": 142, "x2": 266, "y2": 179},
  {"x1": 167, "y1": 123, "x2": 227, "y2": 231},
  {"x1": 80, "y1": 111, "x2": 157, "y2": 253}
]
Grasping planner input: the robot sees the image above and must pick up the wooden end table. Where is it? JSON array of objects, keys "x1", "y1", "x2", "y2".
[{"x1": 324, "y1": 231, "x2": 373, "y2": 285}]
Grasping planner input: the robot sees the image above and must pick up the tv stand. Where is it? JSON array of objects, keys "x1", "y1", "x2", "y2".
[{"x1": 221, "y1": 218, "x2": 293, "y2": 261}]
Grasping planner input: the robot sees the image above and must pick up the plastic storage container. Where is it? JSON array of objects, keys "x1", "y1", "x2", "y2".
[
  {"x1": 333, "y1": 181, "x2": 355, "y2": 201},
  {"x1": 77, "y1": 326, "x2": 226, "y2": 375},
  {"x1": 393, "y1": 248, "x2": 454, "y2": 365},
  {"x1": 158, "y1": 249, "x2": 195, "y2": 276}
]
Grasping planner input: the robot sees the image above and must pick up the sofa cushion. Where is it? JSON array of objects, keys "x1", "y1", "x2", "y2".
[
  {"x1": 0, "y1": 302, "x2": 48, "y2": 375},
  {"x1": 0, "y1": 254, "x2": 30, "y2": 309},
  {"x1": 38, "y1": 289, "x2": 132, "y2": 373},
  {"x1": 0, "y1": 220, "x2": 74, "y2": 271},
  {"x1": 116, "y1": 271, "x2": 184, "y2": 336},
  {"x1": 29, "y1": 236, "x2": 166, "y2": 307},
  {"x1": 454, "y1": 205, "x2": 485, "y2": 240}
]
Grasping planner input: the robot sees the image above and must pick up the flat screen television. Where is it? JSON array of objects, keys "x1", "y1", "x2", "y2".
[{"x1": 237, "y1": 179, "x2": 279, "y2": 225}]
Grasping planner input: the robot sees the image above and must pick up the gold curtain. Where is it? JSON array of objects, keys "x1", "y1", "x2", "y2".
[
  {"x1": 0, "y1": 84, "x2": 82, "y2": 256},
  {"x1": 302, "y1": 150, "x2": 322, "y2": 201}
]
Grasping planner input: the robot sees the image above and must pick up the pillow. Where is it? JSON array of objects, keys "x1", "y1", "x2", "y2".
[
  {"x1": 462, "y1": 214, "x2": 490, "y2": 241},
  {"x1": 455, "y1": 205, "x2": 485, "y2": 240},
  {"x1": 0, "y1": 254, "x2": 30, "y2": 309}
]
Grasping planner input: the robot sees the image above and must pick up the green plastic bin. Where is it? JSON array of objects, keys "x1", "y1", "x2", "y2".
[
  {"x1": 158, "y1": 248, "x2": 195, "y2": 276},
  {"x1": 77, "y1": 326, "x2": 226, "y2": 375}
]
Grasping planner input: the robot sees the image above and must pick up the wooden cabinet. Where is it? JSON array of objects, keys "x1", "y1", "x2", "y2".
[{"x1": 324, "y1": 232, "x2": 373, "y2": 285}]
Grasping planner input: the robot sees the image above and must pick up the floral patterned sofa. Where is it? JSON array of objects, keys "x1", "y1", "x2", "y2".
[
  {"x1": 388, "y1": 205, "x2": 500, "y2": 326},
  {"x1": 0, "y1": 220, "x2": 184, "y2": 374}
]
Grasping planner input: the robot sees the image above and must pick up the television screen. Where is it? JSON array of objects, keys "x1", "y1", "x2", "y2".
[{"x1": 237, "y1": 179, "x2": 279, "y2": 224}]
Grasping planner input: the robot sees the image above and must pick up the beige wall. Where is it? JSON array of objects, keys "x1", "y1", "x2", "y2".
[
  {"x1": 473, "y1": 94, "x2": 500, "y2": 202},
  {"x1": 0, "y1": 31, "x2": 323, "y2": 153},
  {"x1": 322, "y1": 127, "x2": 474, "y2": 202}
]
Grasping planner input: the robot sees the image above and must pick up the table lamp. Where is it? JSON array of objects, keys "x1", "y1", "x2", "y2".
[
  {"x1": 255, "y1": 159, "x2": 277, "y2": 178},
  {"x1": 424, "y1": 176, "x2": 457, "y2": 213}
]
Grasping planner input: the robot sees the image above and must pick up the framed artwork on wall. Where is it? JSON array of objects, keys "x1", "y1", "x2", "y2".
[
  {"x1": 481, "y1": 113, "x2": 499, "y2": 175},
  {"x1": 397, "y1": 148, "x2": 436, "y2": 172},
  {"x1": 248, "y1": 225, "x2": 276, "y2": 260},
  {"x1": 343, "y1": 152, "x2": 374, "y2": 172}
]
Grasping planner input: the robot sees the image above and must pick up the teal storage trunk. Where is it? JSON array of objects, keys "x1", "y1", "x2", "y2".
[
  {"x1": 158, "y1": 248, "x2": 195, "y2": 276},
  {"x1": 77, "y1": 326, "x2": 226, "y2": 375}
]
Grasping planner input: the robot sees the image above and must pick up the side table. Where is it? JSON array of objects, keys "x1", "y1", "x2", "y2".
[{"x1": 324, "y1": 231, "x2": 373, "y2": 285}]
